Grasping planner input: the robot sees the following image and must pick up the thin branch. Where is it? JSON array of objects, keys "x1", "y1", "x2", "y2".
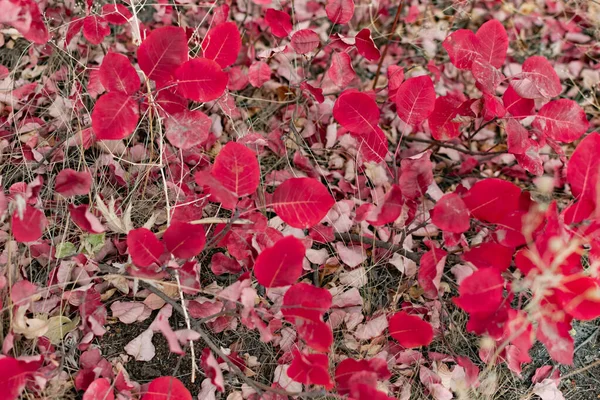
[
  {"x1": 334, "y1": 232, "x2": 420, "y2": 263},
  {"x1": 403, "y1": 136, "x2": 507, "y2": 156},
  {"x1": 372, "y1": 1, "x2": 404, "y2": 90}
]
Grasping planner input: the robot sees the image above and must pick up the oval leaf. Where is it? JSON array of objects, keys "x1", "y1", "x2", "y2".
[
  {"x1": 99, "y1": 52, "x2": 140, "y2": 95},
  {"x1": 325, "y1": 0, "x2": 355, "y2": 24},
  {"x1": 212, "y1": 142, "x2": 260, "y2": 196},
  {"x1": 163, "y1": 221, "x2": 206, "y2": 259},
  {"x1": 254, "y1": 235, "x2": 306, "y2": 287},
  {"x1": 475, "y1": 19, "x2": 508, "y2": 69},
  {"x1": 92, "y1": 92, "x2": 139, "y2": 140},
  {"x1": 291, "y1": 29, "x2": 320, "y2": 54},
  {"x1": 272, "y1": 178, "x2": 335, "y2": 228},
  {"x1": 202, "y1": 22, "x2": 241, "y2": 68},
  {"x1": 388, "y1": 311, "x2": 434, "y2": 348},
  {"x1": 55, "y1": 169, "x2": 92, "y2": 197},
  {"x1": 127, "y1": 228, "x2": 163, "y2": 268},
  {"x1": 333, "y1": 90, "x2": 380, "y2": 133},
  {"x1": 510, "y1": 56, "x2": 562, "y2": 99},
  {"x1": 165, "y1": 109, "x2": 212, "y2": 150},
  {"x1": 142, "y1": 376, "x2": 192, "y2": 400},
  {"x1": 395, "y1": 75, "x2": 436, "y2": 126},
  {"x1": 265, "y1": 9, "x2": 292, "y2": 38},
  {"x1": 138, "y1": 26, "x2": 189, "y2": 83},
  {"x1": 175, "y1": 58, "x2": 228, "y2": 102},
  {"x1": 531, "y1": 99, "x2": 589, "y2": 143},
  {"x1": 12, "y1": 205, "x2": 47, "y2": 243}
]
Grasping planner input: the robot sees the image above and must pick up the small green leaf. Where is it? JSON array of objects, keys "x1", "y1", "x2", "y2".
[
  {"x1": 56, "y1": 242, "x2": 76, "y2": 258},
  {"x1": 83, "y1": 233, "x2": 106, "y2": 255}
]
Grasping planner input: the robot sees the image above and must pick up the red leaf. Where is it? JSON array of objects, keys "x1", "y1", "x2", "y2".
[
  {"x1": 138, "y1": 26, "x2": 188, "y2": 83},
  {"x1": 567, "y1": 132, "x2": 600, "y2": 200},
  {"x1": 365, "y1": 184, "x2": 404, "y2": 226},
  {"x1": 254, "y1": 235, "x2": 305, "y2": 287},
  {"x1": 475, "y1": 19, "x2": 508, "y2": 69},
  {"x1": 395, "y1": 75, "x2": 436, "y2": 126},
  {"x1": 537, "y1": 300, "x2": 574, "y2": 365},
  {"x1": 443, "y1": 29, "x2": 481, "y2": 70},
  {"x1": 265, "y1": 9, "x2": 292, "y2": 38},
  {"x1": 127, "y1": 228, "x2": 163, "y2": 267},
  {"x1": 502, "y1": 85, "x2": 534, "y2": 118},
  {"x1": 351, "y1": 126, "x2": 388, "y2": 163},
  {"x1": 335, "y1": 358, "x2": 391, "y2": 395},
  {"x1": 355, "y1": 29, "x2": 380, "y2": 61},
  {"x1": 55, "y1": 168, "x2": 92, "y2": 196},
  {"x1": 282, "y1": 282, "x2": 332, "y2": 322},
  {"x1": 69, "y1": 204, "x2": 105, "y2": 234},
  {"x1": 287, "y1": 349, "x2": 334, "y2": 389},
  {"x1": 505, "y1": 119, "x2": 530, "y2": 154},
  {"x1": 200, "y1": 349, "x2": 225, "y2": 392},
  {"x1": 531, "y1": 99, "x2": 589, "y2": 143},
  {"x1": 0, "y1": 357, "x2": 42, "y2": 400},
  {"x1": 462, "y1": 178, "x2": 521, "y2": 223},
  {"x1": 92, "y1": 92, "x2": 139, "y2": 140},
  {"x1": 431, "y1": 193, "x2": 470, "y2": 233},
  {"x1": 387, "y1": 65, "x2": 405, "y2": 100},
  {"x1": 142, "y1": 376, "x2": 192, "y2": 400},
  {"x1": 248, "y1": 61, "x2": 271, "y2": 87},
  {"x1": 472, "y1": 58, "x2": 503, "y2": 93},
  {"x1": 12, "y1": 205, "x2": 47, "y2": 243},
  {"x1": 328, "y1": 52, "x2": 356, "y2": 87},
  {"x1": 99, "y1": 52, "x2": 140, "y2": 95},
  {"x1": 202, "y1": 22, "x2": 241, "y2": 68},
  {"x1": 82, "y1": 16, "x2": 110, "y2": 45},
  {"x1": 333, "y1": 90, "x2": 380, "y2": 133},
  {"x1": 398, "y1": 151, "x2": 433, "y2": 200},
  {"x1": 556, "y1": 275, "x2": 600, "y2": 320},
  {"x1": 454, "y1": 268, "x2": 504, "y2": 314},
  {"x1": 101, "y1": 4, "x2": 132, "y2": 25},
  {"x1": 175, "y1": 58, "x2": 228, "y2": 102},
  {"x1": 428, "y1": 96, "x2": 462, "y2": 141},
  {"x1": 388, "y1": 311, "x2": 434, "y2": 348},
  {"x1": 163, "y1": 221, "x2": 206, "y2": 259},
  {"x1": 418, "y1": 247, "x2": 448, "y2": 298},
  {"x1": 296, "y1": 319, "x2": 333, "y2": 352},
  {"x1": 165, "y1": 109, "x2": 212, "y2": 150},
  {"x1": 194, "y1": 170, "x2": 238, "y2": 210},
  {"x1": 325, "y1": 0, "x2": 355, "y2": 24},
  {"x1": 463, "y1": 243, "x2": 514, "y2": 271},
  {"x1": 83, "y1": 378, "x2": 114, "y2": 400},
  {"x1": 212, "y1": 142, "x2": 260, "y2": 196},
  {"x1": 291, "y1": 29, "x2": 320, "y2": 54},
  {"x1": 272, "y1": 177, "x2": 335, "y2": 228},
  {"x1": 510, "y1": 56, "x2": 562, "y2": 99}
]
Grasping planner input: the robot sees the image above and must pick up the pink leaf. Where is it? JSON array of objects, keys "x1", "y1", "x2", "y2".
[
  {"x1": 510, "y1": 56, "x2": 562, "y2": 99},
  {"x1": 142, "y1": 376, "x2": 192, "y2": 400},
  {"x1": 443, "y1": 29, "x2": 481, "y2": 70},
  {"x1": 365, "y1": 184, "x2": 404, "y2": 226},
  {"x1": 282, "y1": 282, "x2": 332, "y2": 322},
  {"x1": 101, "y1": 4, "x2": 132, "y2": 25},
  {"x1": 325, "y1": 0, "x2": 355, "y2": 24},
  {"x1": 92, "y1": 92, "x2": 139, "y2": 140},
  {"x1": 335, "y1": 358, "x2": 391, "y2": 396},
  {"x1": 532, "y1": 99, "x2": 589, "y2": 143},
  {"x1": 175, "y1": 58, "x2": 228, "y2": 102},
  {"x1": 333, "y1": 90, "x2": 380, "y2": 133},
  {"x1": 472, "y1": 58, "x2": 503, "y2": 93},
  {"x1": 567, "y1": 132, "x2": 600, "y2": 200},
  {"x1": 431, "y1": 193, "x2": 470, "y2": 233},
  {"x1": 200, "y1": 349, "x2": 225, "y2": 392},
  {"x1": 265, "y1": 9, "x2": 292, "y2": 38},
  {"x1": 12, "y1": 205, "x2": 47, "y2": 243},
  {"x1": 165, "y1": 109, "x2": 212, "y2": 150},
  {"x1": 55, "y1": 169, "x2": 92, "y2": 196},
  {"x1": 0, "y1": 357, "x2": 42, "y2": 400},
  {"x1": 328, "y1": 52, "x2": 356, "y2": 87},
  {"x1": 351, "y1": 126, "x2": 388, "y2": 163},
  {"x1": 248, "y1": 61, "x2": 271, "y2": 87},
  {"x1": 395, "y1": 75, "x2": 436, "y2": 126},
  {"x1": 388, "y1": 311, "x2": 434, "y2": 348},
  {"x1": 291, "y1": 29, "x2": 320, "y2": 54},
  {"x1": 475, "y1": 19, "x2": 508, "y2": 69},
  {"x1": 82, "y1": 16, "x2": 110, "y2": 45},
  {"x1": 127, "y1": 228, "x2": 163, "y2": 268},
  {"x1": 418, "y1": 247, "x2": 448, "y2": 298},
  {"x1": 272, "y1": 177, "x2": 335, "y2": 228},
  {"x1": 163, "y1": 221, "x2": 206, "y2": 259},
  {"x1": 194, "y1": 170, "x2": 238, "y2": 210},
  {"x1": 254, "y1": 235, "x2": 305, "y2": 287},
  {"x1": 99, "y1": 52, "x2": 140, "y2": 95},
  {"x1": 462, "y1": 178, "x2": 521, "y2": 223},
  {"x1": 387, "y1": 65, "x2": 405, "y2": 100},
  {"x1": 355, "y1": 29, "x2": 380, "y2": 61},
  {"x1": 137, "y1": 26, "x2": 189, "y2": 83},
  {"x1": 83, "y1": 378, "x2": 114, "y2": 400},
  {"x1": 69, "y1": 204, "x2": 105, "y2": 234},
  {"x1": 428, "y1": 96, "x2": 462, "y2": 141},
  {"x1": 287, "y1": 349, "x2": 333, "y2": 388},
  {"x1": 398, "y1": 151, "x2": 433, "y2": 200},
  {"x1": 505, "y1": 119, "x2": 530, "y2": 154},
  {"x1": 211, "y1": 142, "x2": 260, "y2": 196},
  {"x1": 202, "y1": 22, "x2": 241, "y2": 68}
]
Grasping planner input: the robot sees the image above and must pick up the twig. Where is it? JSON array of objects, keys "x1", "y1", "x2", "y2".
[
  {"x1": 372, "y1": 1, "x2": 404, "y2": 90},
  {"x1": 403, "y1": 136, "x2": 507, "y2": 156},
  {"x1": 334, "y1": 232, "x2": 420, "y2": 263}
]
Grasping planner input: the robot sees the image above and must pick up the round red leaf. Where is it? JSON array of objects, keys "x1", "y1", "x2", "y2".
[
  {"x1": 55, "y1": 168, "x2": 92, "y2": 197},
  {"x1": 325, "y1": 0, "x2": 355, "y2": 24},
  {"x1": 333, "y1": 90, "x2": 380, "y2": 133},
  {"x1": 137, "y1": 26, "x2": 189, "y2": 83},
  {"x1": 163, "y1": 221, "x2": 206, "y2": 259},
  {"x1": 395, "y1": 75, "x2": 436, "y2": 126},
  {"x1": 101, "y1": 4, "x2": 132, "y2": 25},
  {"x1": 355, "y1": 29, "x2": 380, "y2": 61},
  {"x1": 12, "y1": 206, "x2": 47, "y2": 243},
  {"x1": 201, "y1": 22, "x2": 241, "y2": 68},
  {"x1": 127, "y1": 228, "x2": 163, "y2": 268},
  {"x1": 248, "y1": 61, "x2": 271, "y2": 88},
  {"x1": 291, "y1": 29, "x2": 320, "y2": 54},
  {"x1": 82, "y1": 16, "x2": 110, "y2": 45},
  {"x1": 510, "y1": 56, "x2": 562, "y2": 99},
  {"x1": 99, "y1": 52, "x2": 140, "y2": 95},
  {"x1": 265, "y1": 9, "x2": 292, "y2": 38},
  {"x1": 475, "y1": 19, "x2": 508, "y2": 69},
  {"x1": 142, "y1": 376, "x2": 192, "y2": 400},
  {"x1": 83, "y1": 378, "x2": 115, "y2": 400},
  {"x1": 567, "y1": 132, "x2": 600, "y2": 200},
  {"x1": 430, "y1": 192, "x2": 470, "y2": 233},
  {"x1": 92, "y1": 92, "x2": 139, "y2": 140},
  {"x1": 462, "y1": 178, "x2": 521, "y2": 223},
  {"x1": 211, "y1": 142, "x2": 260, "y2": 196},
  {"x1": 388, "y1": 311, "x2": 434, "y2": 348},
  {"x1": 272, "y1": 178, "x2": 335, "y2": 229},
  {"x1": 532, "y1": 99, "x2": 589, "y2": 143},
  {"x1": 175, "y1": 58, "x2": 228, "y2": 102},
  {"x1": 254, "y1": 236, "x2": 305, "y2": 288}
]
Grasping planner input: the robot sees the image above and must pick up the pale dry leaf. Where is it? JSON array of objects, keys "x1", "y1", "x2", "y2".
[{"x1": 124, "y1": 328, "x2": 155, "y2": 361}]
